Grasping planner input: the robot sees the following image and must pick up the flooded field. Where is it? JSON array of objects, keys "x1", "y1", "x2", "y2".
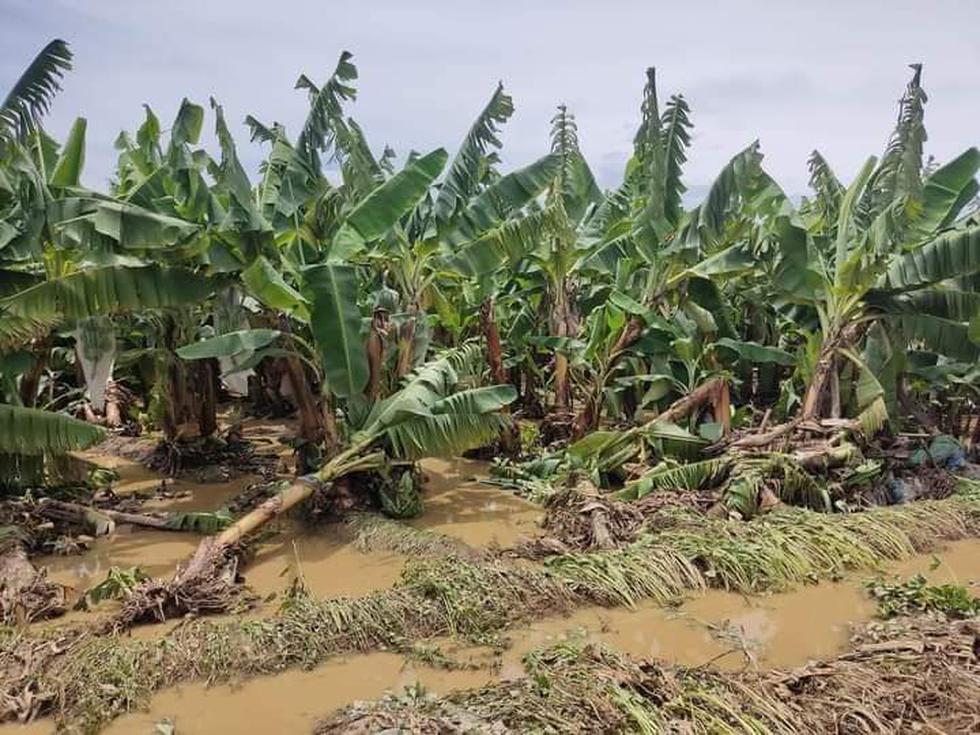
[{"x1": 7, "y1": 426, "x2": 980, "y2": 734}]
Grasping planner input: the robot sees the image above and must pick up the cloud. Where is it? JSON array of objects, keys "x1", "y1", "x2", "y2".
[{"x1": 2, "y1": 0, "x2": 978, "y2": 196}]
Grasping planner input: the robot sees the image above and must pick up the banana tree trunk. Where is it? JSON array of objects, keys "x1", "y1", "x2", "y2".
[
  {"x1": 608, "y1": 377, "x2": 730, "y2": 453},
  {"x1": 828, "y1": 365, "x2": 841, "y2": 419},
  {"x1": 802, "y1": 333, "x2": 840, "y2": 421},
  {"x1": 520, "y1": 358, "x2": 545, "y2": 418},
  {"x1": 395, "y1": 304, "x2": 419, "y2": 379},
  {"x1": 18, "y1": 339, "x2": 48, "y2": 407},
  {"x1": 197, "y1": 358, "x2": 218, "y2": 439},
  {"x1": 110, "y1": 442, "x2": 385, "y2": 629},
  {"x1": 321, "y1": 394, "x2": 340, "y2": 458},
  {"x1": 283, "y1": 353, "x2": 325, "y2": 455},
  {"x1": 159, "y1": 355, "x2": 181, "y2": 442},
  {"x1": 480, "y1": 297, "x2": 508, "y2": 386},
  {"x1": 277, "y1": 316, "x2": 332, "y2": 462},
  {"x1": 659, "y1": 376, "x2": 729, "y2": 426},
  {"x1": 366, "y1": 308, "x2": 389, "y2": 400},
  {"x1": 572, "y1": 315, "x2": 646, "y2": 438},
  {"x1": 714, "y1": 379, "x2": 731, "y2": 435},
  {"x1": 480, "y1": 297, "x2": 517, "y2": 452},
  {"x1": 104, "y1": 381, "x2": 123, "y2": 428},
  {"x1": 551, "y1": 286, "x2": 575, "y2": 412}
]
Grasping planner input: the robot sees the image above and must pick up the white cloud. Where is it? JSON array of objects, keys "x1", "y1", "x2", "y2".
[{"x1": 2, "y1": 0, "x2": 978, "y2": 195}]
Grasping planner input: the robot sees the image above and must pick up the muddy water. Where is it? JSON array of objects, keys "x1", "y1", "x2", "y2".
[
  {"x1": 101, "y1": 653, "x2": 493, "y2": 735},
  {"x1": 438, "y1": 580, "x2": 876, "y2": 676},
  {"x1": 413, "y1": 457, "x2": 542, "y2": 547},
  {"x1": 0, "y1": 655, "x2": 493, "y2": 735},
  {"x1": 12, "y1": 440, "x2": 980, "y2": 733},
  {"x1": 487, "y1": 536, "x2": 980, "y2": 674},
  {"x1": 15, "y1": 540, "x2": 980, "y2": 734},
  {"x1": 890, "y1": 537, "x2": 980, "y2": 585},
  {"x1": 44, "y1": 417, "x2": 405, "y2": 609}
]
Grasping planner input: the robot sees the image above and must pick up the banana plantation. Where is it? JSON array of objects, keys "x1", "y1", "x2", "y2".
[{"x1": 3, "y1": 39, "x2": 980, "y2": 734}]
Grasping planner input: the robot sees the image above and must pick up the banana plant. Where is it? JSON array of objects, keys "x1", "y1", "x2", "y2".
[
  {"x1": 689, "y1": 66, "x2": 980, "y2": 434},
  {"x1": 790, "y1": 73, "x2": 980, "y2": 432},
  {"x1": 1, "y1": 40, "x2": 219, "y2": 463}
]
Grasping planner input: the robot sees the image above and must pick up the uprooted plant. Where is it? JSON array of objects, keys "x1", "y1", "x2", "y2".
[{"x1": 108, "y1": 345, "x2": 517, "y2": 627}]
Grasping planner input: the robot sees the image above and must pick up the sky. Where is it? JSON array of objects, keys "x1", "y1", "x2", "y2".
[{"x1": 2, "y1": 0, "x2": 979, "y2": 198}]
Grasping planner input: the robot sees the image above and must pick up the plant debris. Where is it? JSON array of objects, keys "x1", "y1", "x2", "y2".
[{"x1": 317, "y1": 615, "x2": 980, "y2": 734}]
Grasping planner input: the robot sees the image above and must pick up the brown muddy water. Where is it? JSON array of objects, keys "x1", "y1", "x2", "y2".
[{"x1": 7, "y1": 437, "x2": 980, "y2": 733}]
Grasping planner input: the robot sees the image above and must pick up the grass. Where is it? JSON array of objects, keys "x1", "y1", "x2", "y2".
[
  {"x1": 546, "y1": 543, "x2": 703, "y2": 606},
  {"x1": 644, "y1": 496, "x2": 976, "y2": 592}
]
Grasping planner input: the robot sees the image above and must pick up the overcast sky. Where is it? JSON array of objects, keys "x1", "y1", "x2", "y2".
[{"x1": 2, "y1": 0, "x2": 978, "y2": 197}]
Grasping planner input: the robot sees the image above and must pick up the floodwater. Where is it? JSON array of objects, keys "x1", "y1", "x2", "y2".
[
  {"x1": 102, "y1": 653, "x2": 493, "y2": 735},
  {"x1": 8, "y1": 433, "x2": 980, "y2": 733},
  {"x1": 412, "y1": 457, "x2": 543, "y2": 547}
]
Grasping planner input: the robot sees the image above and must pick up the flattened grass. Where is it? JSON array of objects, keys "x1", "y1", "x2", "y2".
[
  {"x1": 346, "y1": 512, "x2": 478, "y2": 559},
  {"x1": 652, "y1": 497, "x2": 975, "y2": 592}
]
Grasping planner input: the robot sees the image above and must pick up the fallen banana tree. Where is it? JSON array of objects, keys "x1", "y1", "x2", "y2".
[
  {"x1": 568, "y1": 377, "x2": 731, "y2": 475},
  {"x1": 619, "y1": 438, "x2": 863, "y2": 519},
  {"x1": 106, "y1": 346, "x2": 517, "y2": 629}
]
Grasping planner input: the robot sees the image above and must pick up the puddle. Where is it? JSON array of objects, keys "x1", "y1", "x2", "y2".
[
  {"x1": 679, "y1": 582, "x2": 874, "y2": 669},
  {"x1": 437, "y1": 582, "x2": 875, "y2": 677},
  {"x1": 485, "y1": 537, "x2": 980, "y2": 673},
  {"x1": 494, "y1": 604, "x2": 732, "y2": 674},
  {"x1": 0, "y1": 654, "x2": 492, "y2": 735},
  {"x1": 413, "y1": 457, "x2": 542, "y2": 547},
  {"x1": 100, "y1": 653, "x2": 492, "y2": 735},
  {"x1": 40, "y1": 527, "x2": 405, "y2": 623},
  {"x1": 18, "y1": 539, "x2": 973, "y2": 735},
  {"x1": 242, "y1": 532, "x2": 405, "y2": 601},
  {"x1": 43, "y1": 529, "x2": 201, "y2": 591},
  {"x1": 889, "y1": 537, "x2": 980, "y2": 586},
  {"x1": 43, "y1": 419, "x2": 405, "y2": 612}
]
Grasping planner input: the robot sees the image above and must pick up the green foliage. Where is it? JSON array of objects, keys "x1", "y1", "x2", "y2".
[
  {"x1": 77, "y1": 566, "x2": 150, "y2": 609},
  {"x1": 0, "y1": 39, "x2": 72, "y2": 146},
  {"x1": 305, "y1": 263, "x2": 369, "y2": 398},
  {"x1": 619, "y1": 458, "x2": 730, "y2": 500},
  {"x1": 377, "y1": 468, "x2": 424, "y2": 519},
  {"x1": 164, "y1": 510, "x2": 233, "y2": 534},
  {"x1": 332, "y1": 148, "x2": 448, "y2": 257},
  {"x1": 866, "y1": 574, "x2": 980, "y2": 619},
  {"x1": 0, "y1": 266, "x2": 212, "y2": 323},
  {"x1": 434, "y1": 83, "x2": 514, "y2": 227},
  {"x1": 0, "y1": 404, "x2": 104, "y2": 455},
  {"x1": 176, "y1": 329, "x2": 281, "y2": 360}
]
